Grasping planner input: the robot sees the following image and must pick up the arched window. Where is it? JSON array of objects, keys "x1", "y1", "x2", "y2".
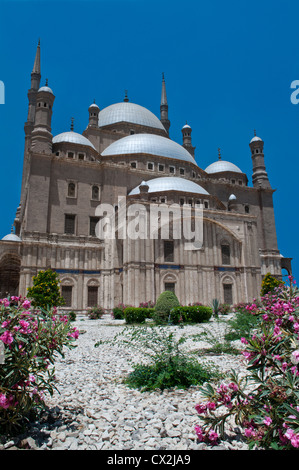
[
  {"x1": 68, "y1": 182, "x2": 76, "y2": 198},
  {"x1": 92, "y1": 185, "x2": 99, "y2": 200},
  {"x1": 221, "y1": 244, "x2": 231, "y2": 265}
]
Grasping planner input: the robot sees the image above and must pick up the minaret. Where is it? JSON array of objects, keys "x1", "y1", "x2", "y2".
[
  {"x1": 88, "y1": 100, "x2": 100, "y2": 127},
  {"x1": 24, "y1": 40, "x2": 41, "y2": 149},
  {"x1": 181, "y1": 121, "x2": 195, "y2": 158},
  {"x1": 160, "y1": 73, "x2": 170, "y2": 135},
  {"x1": 30, "y1": 79, "x2": 55, "y2": 153},
  {"x1": 249, "y1": 130, "x2": 271, "y2": 189}
]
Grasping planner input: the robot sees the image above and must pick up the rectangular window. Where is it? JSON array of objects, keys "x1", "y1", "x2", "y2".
[
  {"x1": 87, "y1": 286, "x2": 98, "y2": 307},
  {"x1": 165, "y1": 282, "x2": 175, "y2": 294},
  {"x1": 159, "y1": 164, "x2": 164, "y2": 172},
  {"x1": 64, "y1": 214, "x2": 76, "y2": 234},
  {"x1": 147, "y1": 162, "x2": 154, "y2": 170},
  {"x1": 169, "y1": 166, "x2": 175, "y2": 174},
  {"x1": 180, "y1": 168, "x2": 185, "y2": 175},
  {"x1": 90, "y1": 216, "x2": 99, "y2": 236},
  {"x1": 164, "y1": 240, "x2": 174, "y2": 262},
  {"x1": 223, "y1": 284, "x2": 233, "y2": 305},
  {"x1": 78, "y1": 153, "x2": 85, "y2": 160},
  {"x1": 67, "y1": 152, "x2": 74, "y2": 159},
  {"x1": 221, "y1": 245, "x2": 231, "y2": 265},
  {"x1": 131, "y1": 161, "x2": 137, "y2": 168},
  {"x1": 61, "y1": 286, "x2": 72, "y2": 307}
]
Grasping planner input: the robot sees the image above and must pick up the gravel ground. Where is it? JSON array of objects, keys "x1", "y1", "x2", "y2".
[{"x1": 1, "y1": 315, "x2": 252, "y2": 451}]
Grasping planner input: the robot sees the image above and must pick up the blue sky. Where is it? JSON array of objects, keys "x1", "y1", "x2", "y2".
[{"x1": 0, "y1": 0, "x2": 298, "y2": 280}]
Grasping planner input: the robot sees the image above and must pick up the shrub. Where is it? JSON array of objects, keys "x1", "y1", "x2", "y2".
[
  {"x1": 68, "y1": 311, "x2": 77, "y2": 322},
  {"x1": 87, "y1": 306, "x2": 105, "y2": 319},
  {"x1": 193, "y1": 276, "x2": 299, "y2": 450},
  {"x1": 169, "y1": 306, "x2": 213, "y2": 324},
  {"x1": 27, "y1": 269, "x2": 65, "y2": 309},
  {"x1": 261, "y1": 272, "x2": 283, "y2": 297},
  {"x1": 0, "y1": 296, "x2": 79, "y2": 435},
  {"x1": 153, "y1": 291, "x2": 180, "y2": 324},
  {"x1": 218, "y1": 303, "x2": 231, "y2": 315},
  {"x1": 112, "y1": 303, "x2": 132, "y2": 320},
  {"x1": 224, "y1": 308, "x2": 259, "y2": 342},
  {"x1": 117, "y1": 326, "x2": 220, "y2": 391},
  {"x1": 124, "y1": 307, "x2": 154, "y2": 324}
]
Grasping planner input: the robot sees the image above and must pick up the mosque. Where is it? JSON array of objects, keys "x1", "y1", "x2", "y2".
[{"x1": 0, "y1": 42, "x2": 292, "y2": 310}]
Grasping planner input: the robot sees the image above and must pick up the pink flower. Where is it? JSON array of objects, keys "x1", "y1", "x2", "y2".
[
  {"x1": 291, "y1": 350, "x2": 299, "y2": 365},
  {"x1": 0, "y1": 393, "x2": 9, "y2": 409},
  {"x1": 207, "y1": 401, "x2": 216, "y2": 411},
  {"x1": 0, "y1": 330, "x2": 14, "y2": 345},
  {"x1": 195, "y1": 403, "x2": 207, "y2": 414},
  {"x1": 22, "y1": 299, "x2": 31, "y2": 309},
  {"x1": 194, "y1": 425, "x2": 204, "y2": 441},
  {"x1": 263, "y1": 417, "x2": 272, "y2": 426},
  {"x1": 69, "y1": 328, "x2": 79, "y2": 339},
  {"x1": 228, "y1": 382, "x2": 239, "y2": 391},
  {"x1": 208, "y1": 430, "x2": 219, "y2": 442}
]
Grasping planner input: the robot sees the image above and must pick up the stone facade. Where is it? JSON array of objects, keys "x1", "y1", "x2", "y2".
[{"x1": 0, "y1": 43, "x2": 292, "y2": 311}]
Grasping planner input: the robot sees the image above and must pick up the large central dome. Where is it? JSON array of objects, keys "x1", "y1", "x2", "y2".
[
  {"x1": 98, "y1": 102, "x2": 166, "y2": 131},
  {"x1": 101, "y1": 133, "x2": 198, "y2": 165}
]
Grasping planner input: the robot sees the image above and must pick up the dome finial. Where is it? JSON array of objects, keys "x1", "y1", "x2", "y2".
[
  {"x1": 45, "y1": 78, "x2": 48, "y2": 86},
  {"x1": 254, "y1": 129, "x2": 256, "y2": 136},
  {"x1": 124, "y1": 90, "x2": 129, "y2": 102},
  {"x1": 70, "y1": 117, "x2": 74, "y2": 131},
  {"x1": 218, "y1": 147, "x2": 221, "y2": 160}
]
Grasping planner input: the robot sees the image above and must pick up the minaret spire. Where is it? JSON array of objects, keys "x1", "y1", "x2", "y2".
[
  {"x1": 32, "y1": 39, "x2": 41, "y2": 76},
  {"x1": 160, "y1": 73, "x2": 170, "y2": 135}
]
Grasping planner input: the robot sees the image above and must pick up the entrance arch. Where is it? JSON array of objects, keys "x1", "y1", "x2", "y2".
[{"x1": 0, "y1": 253, "x2": 21, "y2": 298}]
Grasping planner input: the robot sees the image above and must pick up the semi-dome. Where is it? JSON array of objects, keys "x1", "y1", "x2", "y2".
[
  {"x1": 2, "y1": 233, "x2": 21, "y2": 242},
  {"x1": 102, "y1": 133, "x2": 197, "y2": 165},
  {"x1": 205, "y1": 160, "x2": 242, "y2": 174},
  {"x1": 52, "y1": 131, "x2": 96, "y2": 150},
  {"x1": 129, "y1": 176, "x2": 209, "y2": 196},
  {"x1": 98, "y1": 102, "x2": 166, "y2": 131}
]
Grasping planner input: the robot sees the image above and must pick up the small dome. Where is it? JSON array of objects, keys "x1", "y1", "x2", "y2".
[
  {"x1": 89, "y1": 102, "x2": 99, "y2": 109},
  {"x1": 182, "y1": 123, "x2": 191, "y2": 129},
  {"x1": 102, "y1": 133, "x2": 197, "y2": 165},
  {"x1": 129, "y1": 176, "x2": 209, "y2": 196},
  {"x1": 205, "y1": 160, "x2": 242, "y2": 174},
  {"x1": 2, "y1": 233, "x2": 21, "y2": 242},
  {"x1": 250, "y1": 136, "x2": 262, "y2": 143},
  {"x1": 38, "y1": 86, "x2": 54, "y2": 95},
  {"x1": 98, "y1": 102, "x2": 166, "y2": 131},
  {"x1": 52, "y1": 131, "x2": 96, "y2": 150},
  {"x1": 228, "y1": 194, "x2": 237, "y2": 201}
]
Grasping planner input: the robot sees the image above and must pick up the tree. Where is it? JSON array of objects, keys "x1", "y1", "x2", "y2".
[
  {"x1": 261, "y1": 272, "x2": 282, "y2": 297},
  {"x1": 27, "y1": 269, "x2": 65, "y2": 309},
  {"x1": 153, "y1": 291, "x2": 180, "y2": 324}
]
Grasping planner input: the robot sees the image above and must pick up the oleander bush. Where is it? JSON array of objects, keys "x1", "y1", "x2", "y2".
[
  {"x1": 124, "y1": 307, "x2": 154, "y2": 324},
  {"x1": 153, "y1": 291, "x2": 180, "y2": 324},
  {"x1": 193, "y1": 276, "x2": 299, "y2": 450},
  {"x1": 0, "y1": 296, "x2": 79, "y2": 435},
  {"x1": 169, "y1": 305, "x2": 213, "y2": 325},
  {"x1": 87, "y1": 306, "x2": 105, "y2": 319}
]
